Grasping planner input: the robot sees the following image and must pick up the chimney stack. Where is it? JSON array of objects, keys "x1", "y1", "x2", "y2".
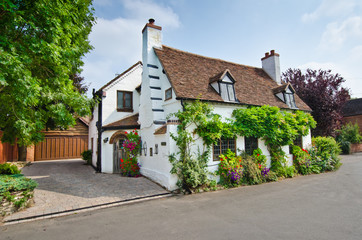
[{"x1": 261, "y1": 50, "x2": 281, "y2": 85}]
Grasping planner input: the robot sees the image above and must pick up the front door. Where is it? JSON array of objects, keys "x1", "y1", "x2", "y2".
[{"x1": 113, "y1": 137, "x2": 126, "y2": 173}]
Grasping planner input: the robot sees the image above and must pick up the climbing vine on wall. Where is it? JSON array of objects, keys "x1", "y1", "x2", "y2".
[
  {"x1": 168, "y1": 100, "x2": 231, "y2": 192},
  {"x1": 232, "y1": 105, "x2": 316, "y2": 174}
]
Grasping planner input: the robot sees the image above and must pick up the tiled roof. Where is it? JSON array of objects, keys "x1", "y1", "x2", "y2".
[
  {"x1": 103, "y1": 113, "x2": 140, "y2": 129},
  {"x1": 154, "y1": 125, "x2": 167, "y2": 135},
  {"x1": 154, "y1": 46, "x2": 311, "y2": 111},
  {"x1": 99, "y1": 61, "x2": 142, "y2": 91},
  {"x1": 272, "y1": 82, "x2": 296, "y2": 94},
  {"x1": 342, "y1": 98, "x2": 362, "y2": 117}
]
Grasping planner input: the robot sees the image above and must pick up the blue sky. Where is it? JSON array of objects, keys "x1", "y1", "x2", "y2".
[{"x1": 83, "y1": 0, "x2": 362, "y2": 98}]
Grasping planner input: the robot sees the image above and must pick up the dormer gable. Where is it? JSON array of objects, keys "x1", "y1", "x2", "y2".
[
  {"x1": 210, "y1": 69, "x2": 238, "y2": 102},
  {"x1": 273, "y1": 83, "x2": 297, "y2": 109}
]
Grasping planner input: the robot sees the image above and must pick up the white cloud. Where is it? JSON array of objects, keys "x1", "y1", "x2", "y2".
[
  {"x1": 349, "y1": 45, "x2": 362, "y2": 60},
  {"x1": 82, "y1": 0, "x2": 180, "y2": 96},
  {"x1": 318, "y1": 16, "x2": 362, "y2": 51},
  {"x1": 302, "y1": 0, "x2": 357, "y2": 23}
]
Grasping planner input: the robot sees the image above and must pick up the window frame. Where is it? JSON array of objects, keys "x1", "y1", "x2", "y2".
[
  {"x1": 213, "y1": 137, "x2": 236, "y2": 161},
  {"x1": 165, "y1": 87, "x2": 172, "y2": 101},
  {"x1": 117, "y1": 90, "x2": 133, "y2": 112},
  {"x1": 284, "y1": 92, "x2": 297, "y2": 109}
]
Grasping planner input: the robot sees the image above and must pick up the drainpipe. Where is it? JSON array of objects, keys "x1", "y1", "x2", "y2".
[
  {"x1": 181, "y1": 98, "x2": 185, "y2": 111},
  {"x1": 96, "y1": 90, "x2": 103, "y2": 173}
]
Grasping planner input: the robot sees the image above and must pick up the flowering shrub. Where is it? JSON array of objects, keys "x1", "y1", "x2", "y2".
[
  {"x1": 291, "y1": 146, "x2": 312, "y2": 175},
  {"x1": 120, "y1": 130, "x2": 142, "y2": 177},
  {"x1": 217, "y1": 150, "x2": 244, "y2": 186}
]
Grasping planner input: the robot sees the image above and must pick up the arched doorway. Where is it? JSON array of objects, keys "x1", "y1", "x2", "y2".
[
  {"x1": 113, "y1": 136, "x2": 127, "y2": 173},
  {"x1": 110, "y1": 130, "x2": 129, "y2": 174}
]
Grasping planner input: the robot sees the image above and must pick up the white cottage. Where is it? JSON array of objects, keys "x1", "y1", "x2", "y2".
[{"x1": 89, "y1": 19, "x2": 312, "y2": 190}]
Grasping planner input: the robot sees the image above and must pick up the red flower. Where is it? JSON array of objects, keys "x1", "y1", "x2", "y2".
[
  {"x1": 125, "y1": 131, "x2": 128, "y2": 134},
  {"x1": 120, "y1": 159, "x2": 124, "y2": 163},
  {"x1": 135, "y1": 132, "x2": 138, "y2": 135},
  {"x1": 258, "y1": 164, "x2": 261, "y2": 169},
  {"x1": 257, "y1": 154, "x2": 260, "y2": 156}
]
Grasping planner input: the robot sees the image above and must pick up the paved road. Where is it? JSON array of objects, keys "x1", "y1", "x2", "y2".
[{"x1": 1, "y1": 154, "x2": 362, "y2": 240}]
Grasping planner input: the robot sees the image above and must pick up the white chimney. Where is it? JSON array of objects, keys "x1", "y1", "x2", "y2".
[
  {"x1": 261, "y1": 50, "x2": 281, "y2": 85},
  {"x1": 142, "y1": 18, "x2": 162, "y2": 65}
]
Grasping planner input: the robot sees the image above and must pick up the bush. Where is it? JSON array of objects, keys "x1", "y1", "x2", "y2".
[
  {"x1": 217, "y1": 150, "x2": 244, "y2": 187},
  {"x1": 240, "y1": 154, "x2": 263, "y2": 185},
  {"x1": 311, "y1": 136, "x2": 341, "y2": 172},
  {"x1": 169, "y1": 150, "x2": 210, "y2": 192},
  {"x1": 336, "y1": 123, "x2": 362, "y2": 154},
  {"x1": 81, "y1": 150, "x2": 92, "y2": 165},
  {"x1": 0, "y1": 174, "x2": 37, "y2": 194},
  {"x1": 291, "y1": 146, "x2": 312, "y2": 175},
  {"x1": 0, "y1": 163, "x2": 21, "y2": 175}
]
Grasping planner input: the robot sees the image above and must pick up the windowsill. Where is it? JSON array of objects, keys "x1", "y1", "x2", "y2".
[
  {"x1": 164, "y1": 97, "x2": 172, "y2": 101},
  {"x1": 117, "y1": 108, "x2": 133, "y2": 112}
]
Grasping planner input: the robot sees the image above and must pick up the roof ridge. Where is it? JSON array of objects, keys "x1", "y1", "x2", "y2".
[
  {"x1": 160, "y1": 45, "x2": 262, "y2": 70},
  {"x1": 99, "y1": 61, "x2": 142, "y2": 91}
]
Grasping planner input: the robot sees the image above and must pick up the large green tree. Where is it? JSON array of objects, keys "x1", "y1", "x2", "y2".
[{"x1": 0, "y1": 0, "x2": 95, "y2": 160}]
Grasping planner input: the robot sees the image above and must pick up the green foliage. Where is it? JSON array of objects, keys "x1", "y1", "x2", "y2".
[
  {"x1": 310, "y1": 137, "x2": 341, "y2": 172},
  {"x1": 0, "y1": 163, "x2": 21, "y2": 175},
  {"x1": 217, "y1": 150, "x2": 244, "y2": 187},
  {"x1": 252, "y1": 148, "x2": 267, "y2": 166},
  {"x1": 291, "y1": 146, "x2": 312, "y2": 175},
  {"x1": 336, "y1": 123, "x2": 362, "y2": 154},
  {"x1": 232, "y1": 105, "x2": 316, "y2": 175},
  {"x1": 0, "y1": 0, "x2": 96, "y2": 147},
  {"x1": 239, "y1": 154, "x2": 263, "y2": 185},
  {"x1": 81, "y1": 150, "x2": 92, "y2": 165},
  {"x1": 232, "y1": 106, "x2": 316, "y2": 147},
  {"x1": 169, "y1": 150, "x2": 210, "y2": 192},
  {"x1": 0, "y1": 174, "x2": 37, "y2": 194},
  {"x1": 168, "y1": 100, "x2": 229, "y2": 192}
]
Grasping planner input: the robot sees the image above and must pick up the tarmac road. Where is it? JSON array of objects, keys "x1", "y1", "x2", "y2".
[{"x1": 1, "y1": 153, "x2": 362, "y2": 240}]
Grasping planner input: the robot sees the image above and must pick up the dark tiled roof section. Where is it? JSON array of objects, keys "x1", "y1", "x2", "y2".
[
  {"x1": 154, "y1": 125, "x2": 167, "y2": 135},
  {"x1": 272, "y1": 82, "x2": 296, "y2": 94},
  {"x1": 99, "y1": 61, "x2": 142, "y2": 91},
  {"x1": 342, "y1": 98, "x2": 362, "y2": 117},
  {"x1": 154, "y1": 46, "x2": 311, "y2": 111},
  {"x1": 103, "y1": 113, "x2": 140, "y2": 128}
]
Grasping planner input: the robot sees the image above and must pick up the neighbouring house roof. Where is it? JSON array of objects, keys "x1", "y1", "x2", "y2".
[
  {"x1": 342, "y1": 98, "x2": 362, "y2": 117},
  {"x1": 102, "y1": 113, "x2": 140, "y2": 130},
  {"x1": 154, "y1": 46, "x2": 311, "y2": 111},
  {"x1": 78, "y1": 116, "x2": 90, "y2": 126},
  {"x1": 98, "y1": 61, "x2": 142, "y2": 91}
]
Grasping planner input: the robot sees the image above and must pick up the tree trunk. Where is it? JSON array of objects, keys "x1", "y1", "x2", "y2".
[{"x1": 17, "y1": 144, "x2": 27, "y2": 162}]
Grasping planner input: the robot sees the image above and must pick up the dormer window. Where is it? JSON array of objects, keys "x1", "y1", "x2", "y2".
[
  {"x1": 284, "y1": 87, "x2": 296, "y2": 109},
  {"x1": 210, "y1": 69, "x2": 237, "y2": 102},
  {"x1": 273, "y1": 83, "x2": 297, "y2": 109}
]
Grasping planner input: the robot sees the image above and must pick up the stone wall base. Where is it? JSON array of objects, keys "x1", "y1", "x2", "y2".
[{"x1": 0, "y1": 191, "x2": 34, "y2": 217}]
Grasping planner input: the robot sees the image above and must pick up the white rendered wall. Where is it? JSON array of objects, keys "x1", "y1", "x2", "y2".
[
  {"x1": 101, "y1": 64, "x2": 142, "y2": 126},
  {"x1": 88, "y1": 63, "x2": 142, "y2": 172}
]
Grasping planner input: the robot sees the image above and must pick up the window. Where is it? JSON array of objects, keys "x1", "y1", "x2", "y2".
[
  {"x1": 165, "y1": 88, "x2": 172, "y2": 100},
  {"x1": 213, "y1": 138, "x2": 236, "y2": 161},
  {"x1": 289, "y1": 135, "x2": 303, "y2": 153},
  {"x1": 284, "y1": 92, "x2": 296, "y2": 108},
  {"x1": 244, "y1": 137, "x2": 258, "y2": 155},
  {"x1": 117, "y1": 91, "x2": 133, "y2": 112}
]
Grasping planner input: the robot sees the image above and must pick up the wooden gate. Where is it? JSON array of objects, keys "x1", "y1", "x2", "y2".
[
  {"x1": 34, "y1": 135, "x2": 88, "y2": 161},
  {"x1": 113, "y1": 138, "x2": 126, "y2": 173}
]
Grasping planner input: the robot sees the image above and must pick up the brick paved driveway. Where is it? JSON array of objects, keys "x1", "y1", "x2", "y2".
[{"x1": 4, "y1": 159, "x2": 169, "y2": 223}]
